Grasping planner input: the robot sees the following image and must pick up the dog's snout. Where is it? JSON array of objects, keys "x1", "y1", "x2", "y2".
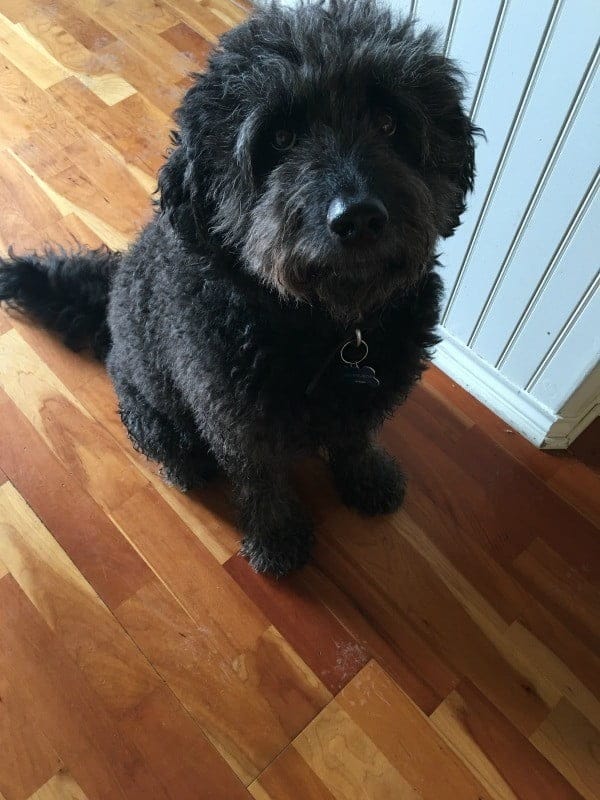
[{"x1": 327, "y1": 196, "x2": 389, "y2": 243}]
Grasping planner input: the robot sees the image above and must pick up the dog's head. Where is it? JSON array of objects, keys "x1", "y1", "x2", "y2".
[{"x1": 159, "y1": 0, "x2": 480, "y2": 322}]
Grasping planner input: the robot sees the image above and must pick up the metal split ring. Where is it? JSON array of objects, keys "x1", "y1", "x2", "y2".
[{"x1": 340, "y1": 337, "x2": 369, "y2": 365}]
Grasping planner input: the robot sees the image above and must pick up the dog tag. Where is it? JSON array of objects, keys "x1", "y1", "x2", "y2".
[
  {"x1": 339, "y1": 329, "x2": 380, "y2": 388},
  {"x1": 341, "y1": 363, "x2": 380, "y2": 387}
]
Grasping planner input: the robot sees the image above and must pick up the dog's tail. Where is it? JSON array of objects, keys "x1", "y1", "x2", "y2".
[{"x1": 0, "y1": 246, "x2": 120, "y2": 360}]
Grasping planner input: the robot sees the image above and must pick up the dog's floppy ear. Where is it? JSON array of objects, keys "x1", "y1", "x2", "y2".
[
  {"x1": 457, "y1": 119, "x2": 477, "y2": 199},
  {"x1": 440, "y1": 113, "x2": 481, "y2": 238},
  {"x1": 157, "y1": 136, "x2": 208, "y2": 251},
  {"x1": 234, "y1": 107, "x2": 263, "y2": 187}
]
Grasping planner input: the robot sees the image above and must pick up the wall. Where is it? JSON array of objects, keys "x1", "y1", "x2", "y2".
[{"x1": 402, "y1": 0, "x2": 600, "y2": 447}]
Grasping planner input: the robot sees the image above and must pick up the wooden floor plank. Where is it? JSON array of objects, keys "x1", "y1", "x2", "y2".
[
  {"x1": 460, "y1": 428, "x2": 600, "y2": 582},
  {"x1": 548, "y1": 458, "x2": 600, "y2": 530},
  {"x1": 0, "y1": 660, "x2": 62, "y2": 800},
  {"x1": 4, "y1": 313, "x2": 105, "y2": 394},
  {"x1": 160, "y1": 20, "x2": 213, "y2": 65},
  {"x1": 120, "y1": 687, "x2": 253, "y2": 800},
  {"x1": 162, "y1": 0, "x2": 228, "y2": 43},
  {"x1": 25, "y1": 2, "x2": 117, "y2": 54},
  {"x1": 0, "y1": 2, "x2": 597, "y2": 797},
  {"x1": 0, "y1": 483, "x2": 160, "y2": 716},
  {"x1": 0, "y1": 329, "x2": 151, "y2": 512},
  {"x1": 0, "y1": 388, "x2": 153, "y2": 610},
  {"x1": 294, "y1": 701, "x2": 423, "y2": 800},
  {"x1": 0, "y1": 577, "x2": 171, "y2": 800},
  {"x1": 314, "y1": 532, "x2": 462, "y2": 708},
  {"x1": 384, "y1": 413, "x2": 537, "y2": 606},
  {"x1": 90, "y1": 38, "x2": 184, "y2": 116},
  {"x1": 530, "y1": 699, "x2": 600, "y2": 800},
  {"x1": 431, "y1": 690, "x2": 520, "y2": 800},
  {"x1": 516, "y1": 604, "x2": 600, "y2": 722},
  {"x1": 435, "y1": 680, "x2": 583, "y2": 800},
  {"x1": 298, "y1": 563, "x2": 447, "y2": 714},
  {"x1": 256, "y1": 661, "x2": 493, "y2": 800},
  {"x1": 337, "y1": 662, "x2": 494, "y2": 800},
  {"x1": 224, "y1": 555, "x2": 371, "y2": 695},
  {"x1": 421, "y1": 366, "x2": 561, "y2": 478},
  {"x1": 27, "y1": 772, "x2": 89, "y2": 800},
  {"x1": 249, "y1": 747, "x2": 337, "y2": 800},
  {"x1": 0, "y1": 148, "x2": 63, "y2": 240},
  {"x1": 315, "y1": 507, "x2": 550, "y2": 736},
  {"x1": 512, "y1": 538, "x2": 600, "y2": 655},
  {"x1": 48, "y1": 77, "x2": 170, "y2": 176},
  {"x1": 116, "y1": 578, "x2": 330, "y2": 783}
]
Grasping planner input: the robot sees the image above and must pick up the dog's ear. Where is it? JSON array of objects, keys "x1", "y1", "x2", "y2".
[
  {"x1": 157, "y1": 138, "x2": 208, "y2": 250},
  {"x1": 234, "y1": 107, "x2": 263, "y2": 187},
  {"x1": 439, "y1": 112, "x2": 481, "y2": 238},
  {"x1": 456, "y1": 118, "x2": 477, "y2": 200}
]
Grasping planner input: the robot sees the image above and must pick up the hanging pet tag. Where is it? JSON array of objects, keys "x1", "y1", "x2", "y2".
[{"x1": 340, "y1": 329, "x2": 380, "y2": 388}]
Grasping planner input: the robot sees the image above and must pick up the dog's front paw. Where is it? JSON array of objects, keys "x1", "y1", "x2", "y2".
[
  {"x1": 331, "y1": 446, "x2": 406, "y2": 516},
  {"x1": 240, "y1": 512, "x2": 315, "y2": 577}
]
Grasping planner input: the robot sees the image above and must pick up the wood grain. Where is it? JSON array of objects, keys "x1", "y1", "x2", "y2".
[
  {"x1": 0, "y1": 1, "x2": 598, "y2": 797},
  {"x1": 225, "y1": 556, "x2": 371, "y2": 695},
  {"x1": 0, "y1": 388, "x2": 153, "y2": 611},
  {"x1": 431, "y1": 680, "x2": 582, "y2": 800},
  {"x1": 115, "y1": 576, "x2": 330, "y2": 783},
  {"x1": 0, "y1": 666, "x2": 62, "y2": 800},
  {"x1": 531, "y1": 699, "x2": 600, "y2": 800},
  {"x1": 27, "y1": 772, "x2": 89, "y2": 800},
  {"x1": 0, "y1": 483, "x2": 159, "y2": 716}
]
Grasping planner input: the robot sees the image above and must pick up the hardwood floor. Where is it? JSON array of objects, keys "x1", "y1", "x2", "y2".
[{"x1": 0, "y1": 1, "x2": 598, "y2": 798}]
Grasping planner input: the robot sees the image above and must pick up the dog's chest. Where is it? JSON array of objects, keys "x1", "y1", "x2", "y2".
[
  {"x1": 236, "y1": 321, "x2": 407, "y2": 422},
  {"x1": 216, "y1": 271, "x2": 441, "y2": 435}
]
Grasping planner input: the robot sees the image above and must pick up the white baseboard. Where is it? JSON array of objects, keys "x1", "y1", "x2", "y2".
[
  {"x1": 543, "y1": 400, "x2": 599, "y2": 449},
  {"x1": 432, "y1": 332, "x2": 596, "y2": 449}
]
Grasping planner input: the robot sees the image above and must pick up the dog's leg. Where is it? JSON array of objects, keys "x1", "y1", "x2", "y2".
[
  {"x1": 203, "y1": 423, "x2": 314, "y2": 574},
  {"x1": 234, "y1": 463, "x2": 314, "y2": 576},
  {"x1": 328, "y1": 437, "x2": 406, "y2": 516},
  {"x1": 116, "y1": 381, "x2": 218, "y2": 491}
]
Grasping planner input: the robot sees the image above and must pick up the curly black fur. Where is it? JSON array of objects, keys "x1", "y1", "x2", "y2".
[
  {"x1": 0, "y1": 246, "x2": 118, "y2": 359},
  {"x1": 0, "y1": 0, "x2": 479, "y2": 575}
]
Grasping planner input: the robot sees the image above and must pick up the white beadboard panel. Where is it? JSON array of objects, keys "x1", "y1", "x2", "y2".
[
  {"x1": 412, "y1": 0, "x2": 456, "y2": 37},
  {"x1": 473, "y1": 60, "x2": 600, "y2": 365},
  {"x1": 501, "y1": 180, "x2": 599, "y2": 389},
  {"x1": 528, "y1": 272, "x2": 600, "y2": 411},
  {"x1": 438, "y1": 0, "x2": 555, "y2": 312},
  {"x1": 444, "y1": 0, "x2": 598, "y2": 343},
  {"x1": 445, "y1": 0, "x2": 504, "y2": 108},
  {"x1": 411, "y1": 0, "x2": 600, "y2": 446}
]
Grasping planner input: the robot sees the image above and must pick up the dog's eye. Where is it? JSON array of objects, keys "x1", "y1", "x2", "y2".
[
  {"x1": 273, "y1": 129, "x2": 296, "y2": 151},
  {"x1": 378, "y1": 113, "x2": 396, "y2": 136}
]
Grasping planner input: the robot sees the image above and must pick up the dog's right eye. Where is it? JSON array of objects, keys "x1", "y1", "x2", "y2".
[
  {"x1": 273, "y1": 129, "x2": 296, "y2": 151},
  {"x1": 378, "y1": 113, "x2": 396, "y2": 137}
]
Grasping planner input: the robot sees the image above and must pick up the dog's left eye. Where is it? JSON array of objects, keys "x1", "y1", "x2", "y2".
[
  {"x1": 378, "y1": 113, "x2": 396, "y2": 136},
  {"x1": 273, "y1": 129, "x2": 296, "y2": 151}
]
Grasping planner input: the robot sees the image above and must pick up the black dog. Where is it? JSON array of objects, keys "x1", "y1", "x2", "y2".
[{"x1": 0, "y1": 0, "x2": 478, "y2": 575}]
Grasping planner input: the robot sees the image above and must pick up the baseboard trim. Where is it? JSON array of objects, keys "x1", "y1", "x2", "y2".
[
  {"x1": 434, "y1": 333, "x2": 560, "y2": 448},
  {"x1": 542, "y1": 401, "x2": 599, "y2": 449}
]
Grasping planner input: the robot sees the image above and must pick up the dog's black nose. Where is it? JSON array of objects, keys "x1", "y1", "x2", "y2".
[{"x1": 327, "y1": 196, "x2": 389, "y2": 243}]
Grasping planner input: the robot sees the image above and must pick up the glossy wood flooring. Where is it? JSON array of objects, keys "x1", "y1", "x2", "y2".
[{"x1": 0, "y1": 1, "x2": 599, "y2": 798}]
